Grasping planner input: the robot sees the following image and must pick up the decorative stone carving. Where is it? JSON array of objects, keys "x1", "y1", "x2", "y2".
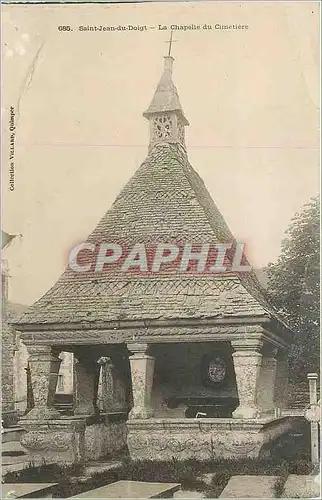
[
  {"x1": 231, "y1": 339, "x2": 263, "y2": 419},
  {"x1": 19, "y1": 418, "x2": 86, "y2": 464},
  {"x1": 127, "y1": 417, "x2": 294, "y2": 460},
  {"x1": 127, "y1": 343, "x2": 155, "y2": 419},
  {"x1": 21, "y1": 431, "x2": 73, "y2": 452},
  {"x1": 24, "y1": 345, "x2": 61, "y2": 420},
  {"x1": 153, "y1": 115, "x2": 173, "y2": 140}
]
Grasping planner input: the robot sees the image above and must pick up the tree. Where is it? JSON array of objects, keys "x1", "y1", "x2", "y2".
[{"x1": 266, "y1": 196, "x2": 320, "y2": 381}]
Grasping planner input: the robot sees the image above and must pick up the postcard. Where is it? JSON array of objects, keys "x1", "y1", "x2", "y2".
[{"x1": 1, "y1": 1, "x2": 320, "y2": 498}]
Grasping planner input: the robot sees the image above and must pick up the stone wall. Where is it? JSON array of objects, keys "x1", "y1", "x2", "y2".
[
  {"x1": 85, "y1": 418, "x2": 127, "y2": 460},
  {"x1": 2, "y1": 272, "x2": 18, "y2": 426},
  {"x1": 2, "y1": 323, "x2": 17, "y2": 426},
  {"x1": 20, "y1": 415, "x2": 127, "y2": 464},
  {"x1": 127, "y1": 416, "x2": 294, "y2": 461}
]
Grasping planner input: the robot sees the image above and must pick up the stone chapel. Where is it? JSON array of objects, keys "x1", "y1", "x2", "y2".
[{"x1": 12, "y1": 54, "x2": 295, "y2": 463}]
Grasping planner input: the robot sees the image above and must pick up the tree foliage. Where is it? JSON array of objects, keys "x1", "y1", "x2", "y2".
[{"x1": 266, "y1": 196, "x2": 320, "y2": 380}]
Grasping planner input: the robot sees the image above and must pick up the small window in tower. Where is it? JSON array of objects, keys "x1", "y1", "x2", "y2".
[{"x1": 153, "y1": 115, "x2": 172, "y2": 140}]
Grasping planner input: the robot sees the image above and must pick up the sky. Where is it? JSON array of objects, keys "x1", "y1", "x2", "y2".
[{"x1": 2, "y1": 1, "x2": 320, "y2": 306}]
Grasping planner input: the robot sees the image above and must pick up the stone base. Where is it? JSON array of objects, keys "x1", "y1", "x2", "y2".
[
  {"x1": 23, "y1": 407, "x2": 61, "y2": 420},
  {"x1": 84, "y1": 416, "x2": 127, "y2": 460},
  {"x1": 19, "y1": 418, "x2": 86, "y2": 464},
  {"x1": 127, "y1": 417, "x2": 294, "y2": 461},
  {"x1": 19, "y1": 413, "x2": 128, "y2": 464},
  {"x1": 232, "y1": 406, "x2": 260, "y2": 419},
  {"x1": 129, "y1": 407, "x2": 154, "y2": 420}
]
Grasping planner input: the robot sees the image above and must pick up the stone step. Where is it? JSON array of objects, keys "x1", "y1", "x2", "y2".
[
  {"x1": 2, "y1": 426, "x2": 25, "y2": 444},
  {"x1": 2, "y1": 482, "x2": 58, "y2": 498},
  {"x1": 69, "y1": 480, "x2": 181, "y2": 499},
  {"x1": 2, "y1": 441, "x2": 27, "y2": 456}
]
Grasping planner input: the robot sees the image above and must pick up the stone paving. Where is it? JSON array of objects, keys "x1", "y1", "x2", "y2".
[
  {"x1": 282, "y1": 474, "x2": 320, "y2": 498},
  {"x1": 69, "y1": 480, "x2": 181, "y2": 499},
  {"x1": 220, "y1": 475, "x2": 279, "y2": 498},
  {"x1": 173, "y1": 490, "x2": 205, "y2": 498}
]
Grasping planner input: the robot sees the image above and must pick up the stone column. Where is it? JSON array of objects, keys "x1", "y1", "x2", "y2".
[
  {"x1": 232, "y1": 339, "x2": 263, "y2": 419},
  {"x1": 74, "y1": 354, "x2": 100, "y2": 416},
  {"x1": 274, "y1": 350, "x2": 289, "y2": 409},
  {"x1": 24, "y1": 345, "x2": 61, "y2": 420},
  {"x1": 257, "y1": 345, "x2": 278, "y2": 413},
  {"x1": 127, "y1": 343, "x2": 155, "y2": 419}
]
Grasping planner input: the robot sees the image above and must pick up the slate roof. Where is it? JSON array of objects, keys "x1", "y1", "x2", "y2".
[{"x1": 14, "y1": 142, "x2": 285, "y2": 330}]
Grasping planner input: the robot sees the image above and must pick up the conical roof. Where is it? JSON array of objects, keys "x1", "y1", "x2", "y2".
[
  {"x1": 143, "y1": 56, "x2": 189, "y2": 125},
  {"x1": 16, "y1": 141, "x2": 287, "y2": 334}
]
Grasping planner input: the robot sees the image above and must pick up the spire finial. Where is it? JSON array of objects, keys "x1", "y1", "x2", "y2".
[{"x1": 166, "y1": 31, "x2": 176, "y2": 57}]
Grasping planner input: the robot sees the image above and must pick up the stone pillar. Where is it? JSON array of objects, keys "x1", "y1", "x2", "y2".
[
  {"x1": 274, "y1": 350, "x2": 289, "y2": 409},
  {"x1": 257, "y1": 345, "x2": 278, "y2": 413},
  {"x1": 24, "y1": 345, "x2": 61, "y2": 420},
  {"x1": 232, "y1": 339, "x2": 263, "y2": 419},
  {"x1": 74, "y1": 354, "x2": 100, "y2": 416},
  {"x1": 127, "y1": 343, "x2": 155, "y2": 419}
]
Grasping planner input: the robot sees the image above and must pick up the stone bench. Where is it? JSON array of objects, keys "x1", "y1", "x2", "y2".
[
  {"x1": 69, "y1": 480, "x2": 181, "y2": 498},
  {"x1": 1, "y1": 483, "x2": 58, "y2": 498}
]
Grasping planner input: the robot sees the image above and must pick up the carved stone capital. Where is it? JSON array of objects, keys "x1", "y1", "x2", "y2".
[
  {"x1": 27, "y1": 345, "x2": 61, "y2": 363},
  {"x1": 97, "y1": 356, "x2": 113, "y2": 367},
  {"x1": 231, "y1": 338, "x2": 264, "y2": 355},
  {"x1": 127, "y1": 343, "x2": 151, "y2": 355}
]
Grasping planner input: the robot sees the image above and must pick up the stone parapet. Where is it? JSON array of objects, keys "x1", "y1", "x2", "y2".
[
  {"x1": 127, "y1": 417, "x2": 294, "y2": 461},
  {"x1": 19, "y1": 418, "x2": 86, "y2": 464},
  {"x1": 19, "y1": 413, "x2": 128, "y2": 464}
]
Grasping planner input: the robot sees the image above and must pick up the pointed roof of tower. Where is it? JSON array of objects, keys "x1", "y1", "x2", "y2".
[{"x1": 143, "y1": 56, "x2": 189, "y2": 125}]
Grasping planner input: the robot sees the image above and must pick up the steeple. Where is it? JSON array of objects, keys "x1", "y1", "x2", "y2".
[{"x1": 143, "y1": 55, "x2": 189, "y2": 149}]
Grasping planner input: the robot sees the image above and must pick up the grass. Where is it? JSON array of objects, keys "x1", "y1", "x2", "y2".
[{"x1": 3, "y1": 456, "x2": 314, "y2": 498}]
